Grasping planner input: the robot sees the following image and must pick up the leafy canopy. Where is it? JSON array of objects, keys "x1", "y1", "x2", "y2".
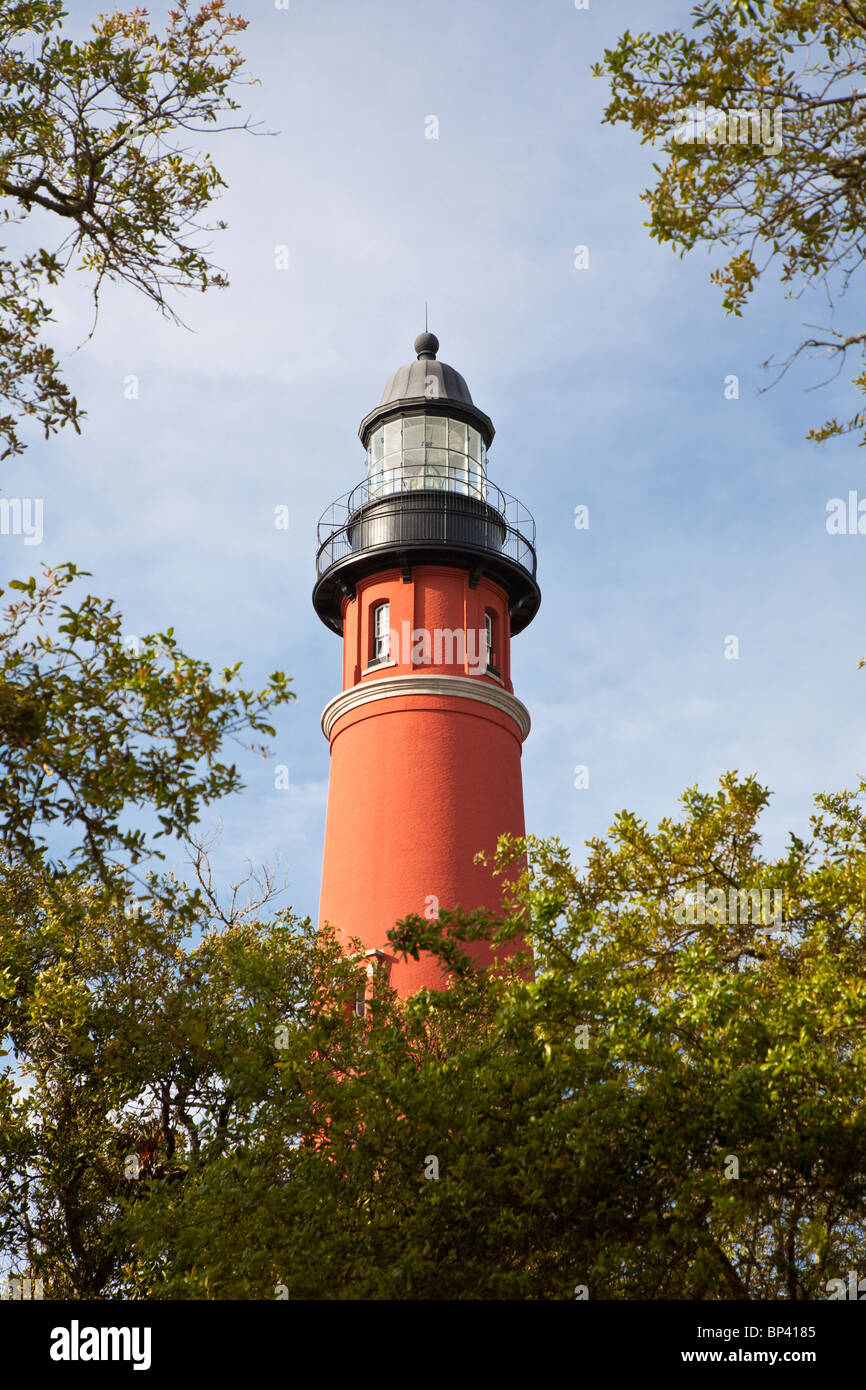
[
  {"x1": 6, "y1": 751, "x2": 865, "y2": 1299},
  {"x1": 593, "y1": 1, "x2": 866, "y2": 444},
  {"x1": 0, "y1": 0, "x2": 251, "y2": 457},
  {"x1": 0, "y1": 562, "x2": 293, "y2": 918}
]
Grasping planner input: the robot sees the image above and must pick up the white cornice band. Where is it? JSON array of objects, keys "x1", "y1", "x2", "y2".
[{"x1": 321, "y1": 673, "x2": 531, "y2": 742}]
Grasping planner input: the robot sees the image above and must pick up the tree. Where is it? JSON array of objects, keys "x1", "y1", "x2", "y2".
[
  {"x1": 593, "y1": 1, "x2": 866, "y2": 445},
  {"x1": 0, "y1": 563, "x2": 296, "y2": 1297},
  {"x1": 118, "y1": 773, "x2": 866, "y2": 1299},
  {"x1": 0, "y1": 0, "x2": 251, "y2": 458},
  {"x1": 0, "y1": 858, "x2": 321, "y2": 1298},
  {"x1": 0, "y1": 564, "x2": 292, "y2": 910}
]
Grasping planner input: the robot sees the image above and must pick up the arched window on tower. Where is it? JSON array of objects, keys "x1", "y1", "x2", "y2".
[
  {"x1": 370, "y1": 600, "x2": 390, "y2": 666},
  {"x1": 485, "y1": 610, "x2": 500, "y2": 677},
  {"x1": 352, "y1": 951, "x2": 393, "y2": 1020}
]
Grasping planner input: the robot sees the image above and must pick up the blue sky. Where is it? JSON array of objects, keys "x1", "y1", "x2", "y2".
[{"x1": 4, "y1": 0, "x2": 866, "y2": 923}]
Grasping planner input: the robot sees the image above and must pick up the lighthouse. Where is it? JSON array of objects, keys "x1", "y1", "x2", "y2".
[{"x1": 313, "y1": 332, "x2": 540, "y2": 997}]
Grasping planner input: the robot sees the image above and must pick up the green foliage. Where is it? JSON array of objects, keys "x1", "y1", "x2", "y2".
[
  {"x1": 593, "y1": 1, "x2": 866, "y2": 444},
  {"x1": 0, "y1": 562, "x2": 297, "y2": 1296},
  {"x1": 0, "y1": 864, "x2": 319, "y2": 1297},
  {"x1": 0, "y1": 564, "x2": 293, "y2": 905},
  {"x1": 0, "y1": 0, "x2": 251, "y2": 456},
  {"x1": 276, "y1": 773, "x2": 865, "y2": 1300}
]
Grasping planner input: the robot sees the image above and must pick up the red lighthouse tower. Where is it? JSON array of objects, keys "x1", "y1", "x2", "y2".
[{"x1": 313, "y1": 333, "x2": 540, "y2": 997}]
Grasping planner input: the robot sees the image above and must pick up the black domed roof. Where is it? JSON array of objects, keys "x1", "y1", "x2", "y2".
[
  {"x1": 359, "y1": 332, "x2": 494, "y2": 445},
  {"x1": 379, "y1": 343, "x2": 474, "y2": 410}
]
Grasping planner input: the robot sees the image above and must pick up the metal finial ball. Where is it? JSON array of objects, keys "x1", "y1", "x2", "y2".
[{"x1": 414, "y1": 331, "x2": 439, "y2": 360}]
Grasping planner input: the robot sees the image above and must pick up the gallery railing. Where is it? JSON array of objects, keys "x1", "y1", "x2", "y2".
[{"x1": 316, "y1": 466, "x2": 537, "y2": 580}]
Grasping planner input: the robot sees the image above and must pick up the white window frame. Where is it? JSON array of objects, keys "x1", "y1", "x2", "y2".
[{"x1": 372, "y1": 600, "x2": 390, "y2": 664}]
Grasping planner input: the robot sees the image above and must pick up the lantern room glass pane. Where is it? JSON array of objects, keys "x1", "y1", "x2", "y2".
[
  {"x1": 448, "y1": 419, "x2": 467, "y2": 455},
  {"x1": 371, "y1": 427, "x2": 384, "y2": 462},
  {"x1": 383, "y1": 419, "x2": 402, "y2": 458},
  {"x1": 467, "y1": 426, "x2": 481, "y2": 461},
  {"x1": 403, "y1": 450, "x2": 424, "y2": 488},
  {"x1": 402, "y1": 418, "x2": 424, "y2": 450},
  {"x1": 425, "y1": 416, "x2": 447, "y2": 448},
  {"x1": 450, "y1": 464, "x2": 469, "y2": 495}
]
